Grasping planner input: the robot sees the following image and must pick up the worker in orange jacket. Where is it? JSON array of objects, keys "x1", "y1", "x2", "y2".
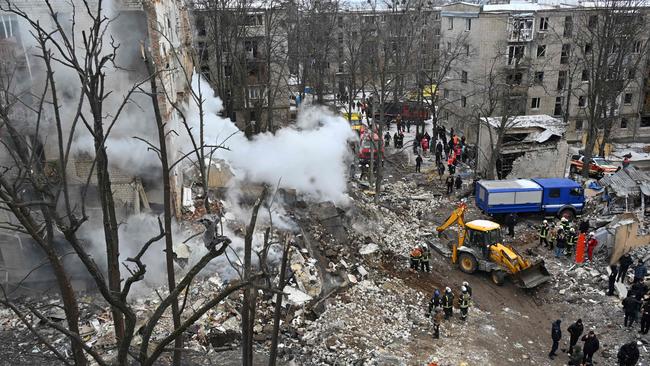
[{"x1": 410, "y1": 247, "x2": 422, "y2": 270}]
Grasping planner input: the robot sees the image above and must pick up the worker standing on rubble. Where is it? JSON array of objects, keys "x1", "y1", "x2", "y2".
[
  {"x1": 428, "y1": 289, "x2": 441, "y2": 315},
  {"x1": 462, "y1": 281, "x2": 472, "y2": 297},
  {"x1": 538, "y1": 220, "x2": 550, "y2": 248},
  {"x1": 459, "y1": 286, "x2": 471, "y2": 321},
  {"x1": 633, "y1": 259, "x2": 647, "y2": 283},
  {"x1": 442, "y1": 287, "x2": 454, "y2": 319},
  {"x1": 446, "y1": 175, "x2": 454, "y2": 195},
  {"x1": 629, "y1": 280, "x2": 647, "y2": 300},
  {"x1": 608, "y1": 265, "x2": 619, "y2": 296},
  {"x1": 505, "y1": 213, "x2": 517, "y2": 237},
  {"x1": 435, "y1": 140, "x2": 443, "y2": 163},
  {"x1": 420, "y1": 245, "x2": 431, "y2": 272},
  {"x1": 618, "y1": 253, "x2": 634, "y2": 283},
  {"x1": 384, "y1": 131, "x2": 391, "y2": 147},
  {"x1": 617, "y1": 341, "x2": 640, "y2": 366},
  {"x1": 640, "y1": 299, "x2": 650, "y2": 334},
  {"x1": 581, "y1": 331, "x2": 599, "y2": 365},
  {"x1": 586, "y1": 232, "x2": 598, "y2": 262},
  {"x1": 410, "y1": 246, "x2": 422, "y2": 270},
  {"x1": 555, "y1": 229, "x2": 567, "y2": 258},
  {"x1": 560, "y1": 217, "x2": 571, "y2": 233},
  {"x1": 548, "y1": 319, "x2": 562, "y2": 360},
  {"x1": 433, "y1": 309, "x2": 443, "y2": 339},
  {"x1": 454, "y1": 175, "x2": 462, "y2": 190},
  {"x1": 567, "y1": 319, "x2": 583, "y2": 355},
  {"x1": 437, "y1": 161, "x2": 445, "y2": 180},
  {"x1": 623, "y1": 293, "x2": 642, "y2": 328},
  {"x1": 416, "y1": 154, "x2": 423, "y2": 173},
  {"x1": 566, "y1": 228, "x2": 577, "y2": 257}
]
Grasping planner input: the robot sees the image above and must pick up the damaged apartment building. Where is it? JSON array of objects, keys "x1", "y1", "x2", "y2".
[
  {"x1": 191, "y1": 1, "x2": 291, "y2": 133},
  {"x1": 477, "y1": 114, "x2": 569, "y2": 178},
  {"x1": 0, "y1": 0, "x2": 194, "y2": 287}
]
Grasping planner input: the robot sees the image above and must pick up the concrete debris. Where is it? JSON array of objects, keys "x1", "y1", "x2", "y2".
[
  {"x1": 359, "y1": 243, "x2": 379, "y2": 255},
  {"x1": 284, "y1": 286, "x2": 313, "y2": 306}
]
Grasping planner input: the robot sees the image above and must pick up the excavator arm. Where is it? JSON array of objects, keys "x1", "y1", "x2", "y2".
[{"x1": 436, "y1": 202, "x2": 467, "y2": 264}]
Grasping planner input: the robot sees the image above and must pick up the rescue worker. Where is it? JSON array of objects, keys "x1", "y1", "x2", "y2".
[
  {"x1": 384, "y1": 131, "x2": 391, "y2": 147},
  {"x1": 421, "y1": 137, "x2": 429, "y2": 155},
  {"x1": 560, "y1": 217, "x2": 571, "y2": 232},
  {"x1": 549, "y1": 319, "x2": 562, "y2": 360},
  {"x1": 459, "y1": 286, "x2": 471, "y2": 321},
  {"x1": 622, "y1": 293, "x2": 642, "y2": 328},
  {"x1": 445, "y1": 175, "x2": 454, "y2": 195},
  {"x1": 462, "y1": 281, "x2": 472, "y2": 297},
  {"x1": 586, "y1": 232, "x2": 598, "y2": 262},
  {"x1": 555, "y1": 228, "x2": 566, "y2": 258},
  {"x1": 567, "y1": 319, "x2": 584, "y2": 355},
  {"x1": 420, "y1": 245, "x2": 431, "y2": 272},
  {"x1": 437, "y1": 161, "x2": 445, "y2": 180},
  {"x1": 617, "y1": 341, "x2": 639, "y2": 366},
  {"x1": 393, "y1": 132, "x2": 399, "y2": 148},
  {"x1": 454, "y1": 175, "x2": 462, "y2": 190},
  {"x1": 633, "y1": 259, "x2": 647, "y2": 283},
  {"x1": 428, "y1": 289, "x2": 441, "y2": 315},
  {"x1": 505, "y1": 213, "x2": 516, "y2": 237},
  {"x1": 640, "y1": 299, "x2": 650, "y2": 334},
  {"x1": 629, "y1": 280, "x2": 647, "y2": 300},
  {"x1": 435, "y1": 140, "x2": 443, "y2": 164},
  {"x1": 433, "y1": 309, "x2": 443, "y2": 339},
  {"x1": 581, "y1": 331, "x2": 599, "y2": 365},
  {"x1": 442, "y1": 287, "x2": 454, "y2": 319},
  {"x1": 618, "y1": 253, "x2": 634, "y2": 283},
  {"x1": 538, "y1": 220, "x2": 550, "y2": 248},
  {"x1": 415, "y1": 154, "x2": 423, "y2": 173},
  {"x1": 410, "y1": 246, "x2": 422, "y2": 270},
  {"x1": 566, "y1": 227, "x2": 577, "y2": 257},
  {"x1": 608, "y1": 264, "x2": 619, "y2": 296}
]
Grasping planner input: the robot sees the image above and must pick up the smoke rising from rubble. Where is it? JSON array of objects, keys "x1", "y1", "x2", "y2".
[{"x1": 183, "y1": 76, "x2": 358, "y2": 205}]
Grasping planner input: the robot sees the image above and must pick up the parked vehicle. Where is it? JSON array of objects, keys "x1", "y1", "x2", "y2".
[
  {"x1": 475, "y1": 178, "x2": 585, "y2": 220},
  {"x1": 377, "y1": 102, "x2": 430, "y2": 121},
  {"x1": 570, "y1": 154, "x2": 618, "y2": 178},
  {"x1": 358, "y1": 131, "x2": 384, "y2": 162}
]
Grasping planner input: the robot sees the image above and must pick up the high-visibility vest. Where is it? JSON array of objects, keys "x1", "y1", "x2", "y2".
[
  {"x1": 460, "y1": 293, "x2": 470, "y2": 308},
  {"x1": 442, "y1": 294, "x2": 453, "y2": 308},
  {"x1": 539, "y1": 225, "x2": 549, "y2": 238}
]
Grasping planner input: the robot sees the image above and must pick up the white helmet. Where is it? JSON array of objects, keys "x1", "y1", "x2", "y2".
[
  {"x1": 543, "y1": 220, "x2": 548, "y2": 224},
  {"x1": 561, "y1": 217, "x2": 568, "y2": 222},
  {"x1": 445, "y1": 287, "x2": 451, "y2": 292},
  {"x1": 589, "y1": 232, "x2": 595, "y2": 237},
  {"x1": 462, "y1": 281, "x2": 469, "y2": 286},
  {"x1": 461, "y1": 286, "x2": 467, "y2": 292}
]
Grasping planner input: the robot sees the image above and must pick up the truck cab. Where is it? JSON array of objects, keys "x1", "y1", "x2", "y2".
[{"x1": 532, "y1": 178, "x2": 584, "y2": 220}]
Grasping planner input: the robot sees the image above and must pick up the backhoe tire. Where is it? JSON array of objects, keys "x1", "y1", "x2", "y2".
[
  {"x1": 491, "y1": 270, "x2": 506, "y2": 286},
  {"x1": 458, "y1": 253, "x2": 478, "y2": 274}
]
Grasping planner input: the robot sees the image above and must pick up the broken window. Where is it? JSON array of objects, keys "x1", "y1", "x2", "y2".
[
  {"x1": 563, "y1": 16, "x2": 573, "y2": 37},
  {"x1": 621, "y1": 118, "x2": 628, "y2": 129},
  {"x1": 507, "y1": 45, "x2": 525, "y2": 65},
  {"x1": 628, "y1": 68, "x2": 636, "y2": 80},
  {"x1": 581, "y1": 69, "x2": 589, "y2": 82},
  {"x1": 578, "y1": 95, "x2": 587, "y2": 107},
  {"x1": 560, "y1": 44, "x2": 570, "y2": 64},
  {"x1": 537, "y1": 45, "x2": 546, "y2": 58},
  {"x1": 531, "y1": 97, "x2": 541, "y2": 109},
  {"x1": 584, "y1": 43, "x2": 592, "y2": 54},
  {"x1": 557, "y1": 70, "x2": 567, "y2": 90},
  {"x1": 244, "y1": 40, "x2": 259, "y2": 59},
  {"x1": 535, "y1": 71, "x2": 544, "y2": 84},
  {"x1": 539, "y1": 17, "x2": 549, "y2": 31},
  {"x1": 554, "y1": 96, "x2": 563, "y2": 116},
  {"x1": 507, "y1": 72, "x2": 523, "y2": 85},
  {"x1": 624, "y1": 93, "x2": 633, "y2": 105},
  {"x1": 634, "y1": 40, "x2": 642, "y2": 53},
  {"x1": 642, "y1": 116, "x2": 650, "y2": 127},
  {"x1": 575, "y1": 119, "x2": 583, "y2": 130},
  {"x1": 510, "y1": 17, "x2": 534, "y2": 41}
]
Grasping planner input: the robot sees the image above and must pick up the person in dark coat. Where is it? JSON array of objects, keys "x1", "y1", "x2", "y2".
[
  {"x1": 582, "y1": 331, "x2": 599, "y2": 365},
  {"x1": 446, "y1": 175, "x2": 454, "y2": 194},
  {"x1": 618, "y1": 253, "x2": 634, "y2": 283},
  {"x1": 567, "y1": 319, "x2": 584, "y2": 355},
  {"x1": 633, "y1": 259, "x2": 647, "y2": 283},
  {"x1": 608, "y1": 264, "x2": 619, "y2": 296},
  {"x1": 384, "y1": 131, "x2": 391, "y2": 147},
  {"x1": 415, "y1": 154, "x2": 423, "y2": 173},
  {"x1": 442, "y1": 287, "x2": 454, "y2": 319},
  {"x1": 549, "y1": 319, "x2": 562, "y2": 359},
  {"x1": 617, "y1": 341, "x2": 640, "y2": 366},
  {"x1": 437, "y1": 161, "x2": 445, "y2": 181},
  {"x1": 428, "y1": 289, "x2": 441, "y2": 315},
  {"x1": 505, "y1": 213, "x2": 516, "y2": 237},
  {"x1": 435, "y1": 140, "x2": 443, "y2": 163},
  {"x1": 454, "y1": 175, "x2": 462, "y2": 190},
  {"x1": 579, "y1": 219, "x2": 590, "y2": 234},
  {"x1": 629, "y1": 281, "x2": 648, "y2": 300},
  {"x1": 640, "y1": 300, "x2": 650, "y2": 334},
  {"x1": 568, "y1": 345, "x2": 584, "y2": 366},
  {"x1": 623, "y1": 294, "x2": 642, "y2": 328}
]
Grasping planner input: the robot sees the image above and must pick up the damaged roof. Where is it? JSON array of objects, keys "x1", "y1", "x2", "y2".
[
  {"x1": 599, "y1": 166, "x2": 650, "y2": 197},
  {"x1": 483, "y1": 114, "x2": 566, "y2": 143}
]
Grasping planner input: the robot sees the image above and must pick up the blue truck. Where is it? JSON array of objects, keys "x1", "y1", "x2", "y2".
[{"x1": 475, "y1": 178, "x2": 585, "y2": 219}]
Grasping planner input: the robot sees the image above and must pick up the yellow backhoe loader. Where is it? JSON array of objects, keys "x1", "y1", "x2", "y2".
[{"x1": 436, "y1": 202, "x2": 551, "y2": 288}]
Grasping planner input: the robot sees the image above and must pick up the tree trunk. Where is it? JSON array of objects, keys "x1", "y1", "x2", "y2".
[
  {"x1": 375, "y1": 96, "x2": 383, "y2": 204},
  {"x1": 268, "y1": 237, "x2": 290, "y2": 366}
]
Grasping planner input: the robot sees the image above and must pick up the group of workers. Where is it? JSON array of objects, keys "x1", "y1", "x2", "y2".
[
  {"x1": 538, "y1": 217, "x2": 599, "y2": 260},
  {"x1": 427, "y1": 282, "x2": 473, "y2": 339},
  {"x1": 409, "y1": 245, "x2": 431, "y2": 272}
]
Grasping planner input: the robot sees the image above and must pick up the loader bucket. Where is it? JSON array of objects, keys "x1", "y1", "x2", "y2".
[{"x1": 512, "y1": 260, "x2": 551, "y2": 289}]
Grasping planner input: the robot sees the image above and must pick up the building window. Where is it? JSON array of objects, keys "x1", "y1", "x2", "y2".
[
  {"x1": 531, "y1": 97, "x2": 541, "y2": 109},
  {"x1": 584, "y1": 43, "x2": 592, "y2": 54},
  {"x1": 634, "y1": 40, "x2": 642, "y2": 53},
  {"x1": 465, "y1": 44, "x2": 470, "y2": 56},
  {"x1": 461, "y1": 70, "x2": 468, "y2": 83},
  {"x1": 621, "y1": 118, "x2": 628, "y2": 129},
  {"x1": 444, "y1": 111, "x2": 450, "y2": 119},
  {"x1": 624, "y1": 93, "x2": 633, "y2": 105},
  {"x1": 448, "y1": 17, "x2": 454, "y2": 30},
  {"x1": 578, "y1": 96, "x2": 587, "y2": 107},
  {"x1": 435, "y1": 27, "x2": 441, "y2": 36},
  {"x1": 537, "y1": 45, "x2": 546, "y2": 58},
  {"x1": 560, "y1": 44, "x2": 570, "y2": 64},
  {"x1": 535, "y1": 71, "x2": 544, "y2": 84},
  {"x1": 433, "y1": 42, "x2": 440, "y2": 50},
  {"x1": 447, "y1": 42, "x2": 452, "y2": 51},
  {"x1": 642, "y1": 117, "x2": 650, "y2": 127},
  {"x1": 628, "y1": 68, "x2": 635, "y2": 80},
  {"x1": 196, "y1": 16, "x2": 206, "y2": 36},
  {"x1": 435, "y1": 13, "x2": 440, "y2": 20},
  {"x1": 443, "y1": 89, "x2": 450, "y2": 99},
  {"x1": 507, "y1": 45, "x2": 525, "y2": 65},
  {"x1": 466, "y1": 18, "x2": 472, "y2": 31},
  {"x1": 507, "y1": 72, "x2": 523, "y2": 85},
  {"x1": 563, "y1": 16, "x2": 573, "y2": 37},
  {"x1": 588, "y1": 15, "x2": 598, "y2": 28},
  {"x1": 557, "y1": 70, "x2": 567, "y2": 90},
  {"x1": 575, "y1": 119, "x2": 583, "y2": 130},
  {"x1": 461, "y1": 96, "x2": 467, "y2": 107},
  {"x1": 581, "y1": 69, "x2": 589, "y2": 82},
  {"x1": 554, "y1": 96, "x2": 563, "y2": 116},
  {"x1": 539, "y1": 17, "x2": 549, "y2": 31}
]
